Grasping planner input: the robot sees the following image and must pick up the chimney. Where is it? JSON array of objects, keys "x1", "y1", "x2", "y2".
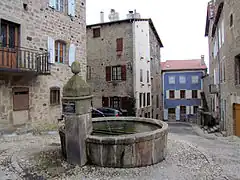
[
  {"x1": 201, "y1": 55, "x2": 205, "y2": 66},
  {"x1": 100, "y1": 11, "x2": 104, "y2": 23}
]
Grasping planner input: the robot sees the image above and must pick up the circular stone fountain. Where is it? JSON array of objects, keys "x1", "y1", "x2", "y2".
[{"x1": 86, "y1": 117, "x2": 168, "y2": 168}]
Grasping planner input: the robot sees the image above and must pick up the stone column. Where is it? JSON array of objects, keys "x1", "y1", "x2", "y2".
[{"x1": 62, "y1": 61, "x2": 93, "y2": 166}]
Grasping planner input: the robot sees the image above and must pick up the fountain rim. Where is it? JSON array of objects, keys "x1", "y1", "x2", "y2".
[{"x1": 87, "y1": 117, "x2": 168, "y2": 145}]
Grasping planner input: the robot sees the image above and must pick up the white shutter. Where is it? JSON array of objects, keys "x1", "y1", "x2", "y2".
[
  {"x1": 190, "y1": 106, "x2": 194, "y2": 114},
  {"x1": 186, "y1": 90, "x2": 191, "y2": 99},
  {"x1": 68, "y1": 0, "x2": 75, "y2": 16},
  {"x1": 198, "y1": 90, "x2": 201, "y2": 99},
  {"x1": 176, "y1": 106, "x2": 180, "y2": 121},
  {"x1": 48, "y1": 37, "x2": 55, "y2": 64},
  {"x1": 69, "y1": 44, "x2": 76, "y2": 66},
  {"x1": 164, "y1": 109, "x2": 168, "y2": 120},
  {"x1": 186, "y1": 106, "x2": 190, "y2": 115},
  {"x1": 166, "y1": 90, "x2": 169, "y2": 99},
  {"x1": 49, "y1": 0, "x2": 56, "y2": 8},
  {"x1": 175, "y1": 90, "x2": 180, "y2": 99}
]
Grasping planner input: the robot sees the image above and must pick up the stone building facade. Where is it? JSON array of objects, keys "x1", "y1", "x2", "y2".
[
  {"x1": 0, "y1": 0, "x2": 86, "y2": 129},
  {"x1": 87, "y1": 11, "x2": 163, "y2": 118},
  {"x1": 205, "y1": 0, "x2": 240, "y2": 136}
]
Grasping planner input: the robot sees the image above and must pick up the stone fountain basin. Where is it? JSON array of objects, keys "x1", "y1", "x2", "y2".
[{"x1": 86, "y1": 117, "x2": 168, "y2": 168}]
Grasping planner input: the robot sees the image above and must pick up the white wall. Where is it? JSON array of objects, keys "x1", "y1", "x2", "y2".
[{"x1": 133, "y1": 21, "x2": 151, "y2": 109}]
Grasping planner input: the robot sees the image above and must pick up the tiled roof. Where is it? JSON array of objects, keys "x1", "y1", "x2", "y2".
[{"x1": 161, "y1": 59, "x2": 207, "y2": 71}]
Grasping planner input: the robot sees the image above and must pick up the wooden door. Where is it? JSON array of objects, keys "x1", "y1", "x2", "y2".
[
  {"x1": 0, "y1": 20, "x2": 19, "y2": 69},
  {"x1": 234, "y1": 104, "x2": 240, "y2": 137}
]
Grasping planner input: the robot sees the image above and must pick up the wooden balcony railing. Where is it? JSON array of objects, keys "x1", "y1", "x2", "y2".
[{"x1": 0, "y1": 46, "x2": 50, "y2": 74}]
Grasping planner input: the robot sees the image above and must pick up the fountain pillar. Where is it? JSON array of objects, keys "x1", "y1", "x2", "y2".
[{"x1": 62, "y1": 61, "x2": 93, "y2": 166}]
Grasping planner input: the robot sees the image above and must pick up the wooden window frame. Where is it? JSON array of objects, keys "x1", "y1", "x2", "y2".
[
  {"x1": 169, "y1": 90, "x2": 175, "y2": 99},
  {"x1": 168, "y1": 76, "x2": 175, "y2": 84},
  {"x1": 180, "y1": 90, "x2": 186, "y2": 99},
  {"x1": 93, "y1": 28, "x2": 101, "y2": 38},
  {"x1": 116, "y1": 38, "x2": 123, "y2": 52},
  {"x1": 112, "y1": 66, "x2": 122, "y2": 81},
  {"x1": 192, "y1": 90, "x2": 198, "y2": 99},
  {"x1": 56, "y1": 0, "x2": 64, "y2": 12},
  {"x1": 110, "y1": 96, "x2": 121, "y2": 109},
  {"x1": 191, "y1": 75, "x2": 199, "y2": 84},
  {"x1": 13, "y1": 87, "x2": 29, "y2": 111},
  {"x1": 50, "y1": 87, "x2": 60, "y2": 105},
  {"x1": 55, "y1": 40, "x2": 66, "y2": 64},
  {"x1": 179, "y1": 76, "x2": 186, "y2": 84}
]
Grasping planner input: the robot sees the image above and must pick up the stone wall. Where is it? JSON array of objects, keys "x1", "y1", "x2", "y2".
[
  {"x1": 0, "y1": 0, "x2": 86, "y2": 128},
  {"x1": 149, "y1": 26, "x2": 162, "y2": 120},
  {"x1": 206, "y1": 0, "x2": 240, "y2": 135},
  {"x1": 86, "y1": 22, "x2": 134, "y2": 108}
]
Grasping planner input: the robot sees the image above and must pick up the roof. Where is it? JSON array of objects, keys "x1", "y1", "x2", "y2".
[
  {"x1": 87, "y1": 18, "x2": 164, "y2": 47},
  {"x1": 161, "y1": 59, "x2": 207, "y2": 72}
]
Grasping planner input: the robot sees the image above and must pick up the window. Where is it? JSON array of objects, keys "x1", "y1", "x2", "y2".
[
  {"x1": 147, "y1": 93, "x2": 150, "y2": 106},
  {"x1": 143, "y1": 93, "x2": 146, "y2": 107},
  {"x1": 179, "y1": 76, "x2": 186, "y2": 84},
  {"x1": 147, "y1": 70, "x2": 150, "y2": 83},
  {"x1": 140, "y1": 69, "x2": 143, "y2": 82},
  {"x1": 168, "y1": 76, "x2": 175, "y2": 84},
  {"x1": 230, "y1": 14, "x2": 233, "y2": 27},
  {"x1": 192, "y1": 90, "x2": 198, "y2": 99},
  {"x1": 191, "y1": 76, "x2": 199, "y2": 84},
  {"x1": 0, "y1": 20, "x2": 20, "y2": 48},
  {"x1": 102, "y1": 97, "x2": 109, "y2": 107},
  {"x1": 193, "y1": 106, "x2": 198, "y2": 114},
  {"x1": 87, "y1": 66, "x2": 91, "y2": 80},
  {"x1": 156, "y1": 114, "x2": 159, "y2": 119},
  {"x1": 56, "y1": 0, "x2": 64, "y2": 12},
  {"x1": 13, "y1": 87, "x2": 29, "y2": 111},
  {"x1": 55, "y1": 41, "x2": 66, "y2": 63},
  {"x1": 139, "y1": 93, "x2": 142, "y2": 108},
  {"x1": 116, "y1": 38, "x2": 123, "y2": 52},
  {"x1": 110, "y1": 97, "x2": 121, "y2": 109},
  {"x1": 50, "y1": 87, "x2": 60, "y2": 105},
  {"x1": 112, "y1": 66, "x2": 122, "y2": 80},
  {"x1": 180, "y1": 90, "x2": 186, "y2": 99},
  {"x1": 168, "y1": 108, "x2": 175, "y2": 114},
  {"x1": 156, "y1": 95, "x2": 159, "y2": 108},
  {"x1": 235, "y1": 54, "x2": 240, "y2": 85},
  {"x1": 106, "y1": 65, "x2": 126, "y2": 81},
  {"x1": 93, "y1": 28, "x2": 100, "y2": 38},
  {"x1": 180, "y1": 106, "x2": 186, "y2": 114},
  {"x1": 169, "y1": 90, "x2": 175, "y2": 99}
]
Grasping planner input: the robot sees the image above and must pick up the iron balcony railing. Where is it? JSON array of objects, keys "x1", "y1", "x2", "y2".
[{"x1": 0, "y1": 46, "x2": 50, "y2": 74}]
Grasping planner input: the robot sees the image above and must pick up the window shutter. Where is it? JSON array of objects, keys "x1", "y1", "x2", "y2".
[
  {"x1": 102, "y1": 97, "x2": 109, "y2": 107},
  {"x1": 68, "y1": 0, "x2": 75, "y2": 16},
  {"x1": 106, "y1": 66, "x2": 111, "y2": 81},
  {"x1": 69, "y1": 44, "x2": 76, "y2": 66},
  {"x1": 197, "y1": 90, "x2": 201, "y2": 99},
  {"x1": 186, "y1": 106, "x2": 190, "y2": 115},
  {"x1": 116, "y1": 38, "x2": 123, "y2": 52},
  {"x1": 48, "y1": 37, "x2": 55, "y2": 63},
  {"x1": 121, "y1": 65, "x2": 126, "y2": 81},
  {"x1": 176, "y1": 106, "x2": 180, "y2": 121},
  {"x1": 175, "y1": 90, "x2": 180, "y2": 99},
  {"x1": 166, "y1": 90, "x2": 169, "y2": 99},
  {"x1": 190, "y1": 106, "x2": 194, "y2": 114},
  {"x1": 186, "y1": 90, "x2": 191, "y2": 99},
  {"x1": 49, "y1": 0, "x2": 56, "y2": 8}
]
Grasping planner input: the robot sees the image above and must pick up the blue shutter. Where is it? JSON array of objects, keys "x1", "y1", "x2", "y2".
[
  {"x1": 48, "y1": 37, "x2": 55, "y2": 64},
  {"x1": 176, "y1": 106, "x2": 180, "y2": 121},
  {"x1": 49, "y1": 0, "x2": 56, "y2": 8},
  {"x1": 69, "y1": 44, "x2": 76, "y2": 66},
  {"x1": 68, "y1": 0, "x2": 75, "y2": 16}
]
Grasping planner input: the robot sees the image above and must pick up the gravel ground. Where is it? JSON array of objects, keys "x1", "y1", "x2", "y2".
[{"x1": 0, "y1": 128, "x2": 239, "y2": 180}]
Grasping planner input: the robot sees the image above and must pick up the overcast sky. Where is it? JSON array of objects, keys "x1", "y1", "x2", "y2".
[{"x1": 86, "y1": 0, "x2": 210, "y2": 67}]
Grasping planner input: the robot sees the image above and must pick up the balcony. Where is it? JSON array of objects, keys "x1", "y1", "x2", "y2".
[
  {"x1": 209, "y1": 84, "x2": 219, "y2": 94},
  {"x1": 0, "y1": 46, "x2": 50, "y2": 75}
]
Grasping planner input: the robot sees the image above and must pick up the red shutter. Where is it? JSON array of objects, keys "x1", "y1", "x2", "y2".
[
  {"x1": 102, "y1": 97, "x2": 109, "y2": 107},
  {"x1": 121, "y1": 65, "x2": 126, "y2": 81},
  {"x1": 106, "y1": 66, "x2": 111, "y2": 81},
  {"x1": 116, "y1": 38, "x2": 123, "y2": 52}
]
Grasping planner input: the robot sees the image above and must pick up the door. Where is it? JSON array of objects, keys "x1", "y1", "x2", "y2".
[
  {"x1": 0, "y1": 20, "x2": 19, "y2": 69},
  {"x1": 234, "y1": 104, "x2": 240, "y2": 136}
]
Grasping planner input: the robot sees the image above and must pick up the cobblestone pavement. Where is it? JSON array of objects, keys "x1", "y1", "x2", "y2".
[{"x1": 0, "y1": 124, "x2": 239, "y2": 180}]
